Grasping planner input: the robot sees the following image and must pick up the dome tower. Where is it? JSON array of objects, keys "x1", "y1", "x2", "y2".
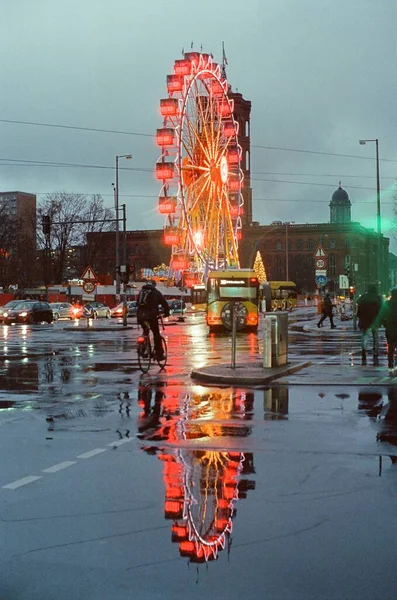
[{"x1": 330, "y1": 182, "x2": 351, "y2": 223}]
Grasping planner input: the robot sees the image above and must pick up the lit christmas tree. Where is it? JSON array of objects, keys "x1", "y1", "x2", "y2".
[{"x1": 253, "y1": 250, "x2": 267, "y2": 283}]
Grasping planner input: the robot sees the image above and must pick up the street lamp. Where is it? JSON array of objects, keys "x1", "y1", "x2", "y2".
[
  {"x1": 359, "y1": 139, "x2": 381, "y2": 292},
  {"x1": 284, "y1": 221, "x2": 295, "y2": 281},
  {"x1": 115, "y1": 154, "x2": 132, "y2": 296}
]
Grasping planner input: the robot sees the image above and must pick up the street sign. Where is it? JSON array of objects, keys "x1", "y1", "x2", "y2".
[
  {"x1": 315, "y1": 257, "x2": 327, "y2": 269},
  {"x1": 339, "y1": 274, "x2": 349, "y2": 289},
  {"x1": 81, "y1": 265, "x2": 98, "y2": 281},
  {"x1": 315, "y1": 275, "x2": 328, "y2": 287},
  {"x1": 314, "y1": 245, "x2": 327, "y2": 258},
  {"x1": 315, "y1": 269, "x2": 327, "y2": 276},
  {"x1": 82, "y1": 304, "x2": 94, "y2": 318},
  {"x1": 83, "y1": 281, "x2": 96, "y2": 294}
]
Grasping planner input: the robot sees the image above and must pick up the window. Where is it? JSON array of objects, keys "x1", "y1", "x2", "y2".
[
  {"x1": 245, "y1": 120, "x2": 250, "y2": 137},
  {"x1": 276, "y1": 240, "x2": 282, "y2": 250},
  {"x1": 345, "y1": 237, "x2": 350, "y2": 248},
  {"x1": 329, "y1": 254, "x2": 336, "y2": 277},
  {"x1": 307, "y1": 239, "x2": 314, "y2": 250},
  {"x1": 297, "y1": 239, "x2": 303, "y2": 250},
  {"x1": 329, "y1": 238, "x2": 335, "y2": 249},
  {"x1": 245, "y1": 150, "x2": 250, "y2": 171}
]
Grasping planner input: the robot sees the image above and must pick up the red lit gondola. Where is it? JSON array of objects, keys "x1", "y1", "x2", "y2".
[
  {"x1": 156, "y1": 162, "x2": 175, "y2": 180},
  {"x1": 156, "y1": 128, "x2": 175, "y2": 146},
  {"x1": 160, "y1": 98, "x2": 179, "y2": 117},
  {"x1": 158, "y1": 196, "x2": 176, "y2": 214},
  {"x1": 222, "y1": 120, "x2": 237, "y2": 136},
  {"x1": 167, "y1": 75, "x2": 183, "y2": 93},
  {"x1": 164, "y1": 229, "x2": 180, "y2": 245},
  {"x1": 174, "y1": 59, "x2": 191, "y2": 76}
]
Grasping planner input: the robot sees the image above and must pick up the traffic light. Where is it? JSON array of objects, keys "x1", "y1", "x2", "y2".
[
  {"x1": 349, "y1": 285, "x2": 355, "y2": 299},
  {"x1": 119, "y1": 264, "x2": 130, "y2": 284},
  {"x1": 344, "y1": 266, "x2": 350, "y2": 277},
  {"x1": 42, "y1": 215, "x2": 51, "y2": 235}
]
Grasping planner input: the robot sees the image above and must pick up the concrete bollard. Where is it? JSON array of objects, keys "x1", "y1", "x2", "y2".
[{"x1": 263, "y1": 317, "x2": 272, "y2": 368}]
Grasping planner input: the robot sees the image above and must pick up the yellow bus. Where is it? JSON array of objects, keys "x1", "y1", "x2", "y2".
[
  {"x1": 262, "y1": 281, "x2": 298, "y2": 311},
  {"x1": 206, "y1": 269, "x2": 260, "y2": 332}
]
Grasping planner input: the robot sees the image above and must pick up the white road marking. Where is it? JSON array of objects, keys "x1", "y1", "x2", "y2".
[
  {"x1": 42, "y1": 461, "x2": 76, "y2": 473},
  {"x1": 108, "y1": 438, "x2": 132, "y2": 447},
  {"x1": 77, "y1": 448, "x2": 106, "y2": 459},
  {"x1": 3, "y1": 475, "x2": 42, "y2": 490}
]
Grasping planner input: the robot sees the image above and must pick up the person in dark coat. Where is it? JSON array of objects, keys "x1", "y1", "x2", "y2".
[
  {"x1": 317, "y1": 294, "x2": 336, "y2": 329},
  {"x1": 380, "y1": 288, "x2": 397, "y2": 373},
  {"x1": 136, "y1": 280, "x2": 170, "y2": 361},
  {"x1": 356, "y1": 284, "x2": 383, "y2": 365}
]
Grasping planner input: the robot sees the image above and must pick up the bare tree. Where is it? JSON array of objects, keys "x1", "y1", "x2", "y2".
[{"x1": 38, "y1": 192, "x2": 114, "y2": 283}]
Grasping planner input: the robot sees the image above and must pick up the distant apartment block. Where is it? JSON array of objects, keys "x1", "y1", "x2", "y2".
[{"x1": 0, "y1": 191, "x2": 37, "y2": 247}]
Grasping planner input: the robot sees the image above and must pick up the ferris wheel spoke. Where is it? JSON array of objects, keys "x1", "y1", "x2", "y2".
[
  {"x1": 184, "y1": 114, "x2": 212, "y2": 166},
  {"x1": 185, "y1": 173, "x2": 212, "y2": 214},
  {"x1": 193, "y1": 79, "x2": 212, "y2": 152}
]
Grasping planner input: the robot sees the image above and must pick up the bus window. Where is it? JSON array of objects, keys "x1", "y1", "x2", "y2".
[{"x1": 191, "y1": 284, "x2": 207, "y2": 312}]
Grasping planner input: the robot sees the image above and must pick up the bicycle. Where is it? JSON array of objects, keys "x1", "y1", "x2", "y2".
[{"x1": 137, "y1": 315, "x2": 167, "y2": 373}]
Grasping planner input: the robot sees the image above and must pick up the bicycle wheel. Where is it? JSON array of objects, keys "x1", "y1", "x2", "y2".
[
  {"x1": 156, "y1": 336, "x2": 167, "y2": 370},
  {"x1": 138, "y1": 336, "x2": 152, "y2": 373}
]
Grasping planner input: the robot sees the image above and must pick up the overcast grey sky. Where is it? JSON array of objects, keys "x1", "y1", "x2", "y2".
[{"x1": 1, "y1": 0, "x2": 396, "y2": 249}]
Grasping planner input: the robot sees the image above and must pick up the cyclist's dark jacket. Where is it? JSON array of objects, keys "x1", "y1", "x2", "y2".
[{"x1": 136, "y1": 284, "x2": 170, "y2": 320}]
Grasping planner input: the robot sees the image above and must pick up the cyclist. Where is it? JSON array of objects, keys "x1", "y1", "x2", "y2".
[{"x1": 136, "y1": 280, "x2": 170, "y2": 361}]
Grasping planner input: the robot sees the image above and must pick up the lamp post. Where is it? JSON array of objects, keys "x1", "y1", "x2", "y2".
[
  {"x1": 115, "y1": 154, "x2": 132, "y2": 297},
  {"x1": 359, "y1": 139, "x2": 381, "y2": 292},
  {"x1": 284, "y1": 221, "x2": 295, "y2": 281}
]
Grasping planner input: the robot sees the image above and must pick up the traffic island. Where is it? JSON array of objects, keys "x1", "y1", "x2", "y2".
[{"x1": 191, "y1": 360, "x2": 312, "y2": 385}]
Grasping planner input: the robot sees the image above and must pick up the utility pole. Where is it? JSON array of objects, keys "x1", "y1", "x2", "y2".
[{"x1": 122, "y1": 204, "x2": 128, "y2": 327}]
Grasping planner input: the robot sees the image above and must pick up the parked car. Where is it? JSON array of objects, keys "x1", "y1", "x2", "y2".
[
  {"x1": 3, "y1": 301, "x2": 53, "y2": 325},
  {"x1": 110, "y1": 301, "x2": 138, "y2": 318},
  {"x1": 84, "y1": 301, "x2": 111, "y2": 319},
  {"x1": 0, "y1": 300, "x2": 24, "y2": 322},
  {"x1": 50, "y1": 302, "x2": 76, "y2": 320},
  {"x1": 169, "y1": 300, "x2": 187, "y2": 315}
]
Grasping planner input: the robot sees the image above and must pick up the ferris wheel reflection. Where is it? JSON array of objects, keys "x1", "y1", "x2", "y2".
[{"x1": 137, "y1": 381, "x2": 259, "y2": 563}]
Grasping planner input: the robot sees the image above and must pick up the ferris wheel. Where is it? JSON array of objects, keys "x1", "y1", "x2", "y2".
[{"x1": 156, "y1": 50, "x2": 243, "y2": 284}]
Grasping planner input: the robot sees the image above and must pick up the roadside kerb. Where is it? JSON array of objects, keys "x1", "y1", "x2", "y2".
[{"x1": 191, "y1": 360, "x2": 312, "y2": 385}]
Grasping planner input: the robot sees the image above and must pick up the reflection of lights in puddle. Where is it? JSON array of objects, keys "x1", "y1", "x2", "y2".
[
  {"x1": 22, "y1": 357, "x2": 29, "y2": 363},
  {"x1": 21, "y1": 344, "x2": 27, "y2": 354},
  {"x1": 74, "y1": 348, "x2": 81, "y2": 355},
  {"x1": 88, "y1": 344, "x2": 95, "y2": 356},
  {"x1": 21, "y1": 325, "x2": 28, "y2": 338},
  {"x1": 3, "y1": 345, "x2": 8, "y2": 354},
  {"x1": 2, "y1": 326, "x2": 9, "y2": 339}
]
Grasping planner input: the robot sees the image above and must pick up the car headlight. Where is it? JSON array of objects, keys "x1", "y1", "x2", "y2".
[
  {"x1": 3, "y1": 312, "x2": 8, "y2": 317},
  {"x1": 20, "y1": 312, "x2": 28, "y2": 317}
]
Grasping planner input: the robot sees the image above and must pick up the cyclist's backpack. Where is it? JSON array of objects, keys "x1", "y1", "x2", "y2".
[
  {"x1": 138, "y1": 288, "x2": 153, "y2": 308},
  {"x1": 137, "y1": 288, "x2": 156, "y2": 318}
]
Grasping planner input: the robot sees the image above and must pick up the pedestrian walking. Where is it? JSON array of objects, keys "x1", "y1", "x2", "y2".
[
  {"x1": 356, "y1": 284, "x2": 383, "y2": 365},
  {"x1": 380, "y1": 288, "x2": 397, "y2": 374},
  {"x1": 317, "y1": 293, "x2": 336, "y2": 329}
]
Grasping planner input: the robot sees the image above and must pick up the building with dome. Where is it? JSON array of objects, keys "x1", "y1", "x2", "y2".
[{"x1": 239, "y1": 183, "x2": 389, "y2": 295}]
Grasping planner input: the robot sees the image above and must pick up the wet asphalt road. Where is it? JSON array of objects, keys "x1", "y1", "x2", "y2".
[{"x1": 1, "y1": 310, "x2": 397, "y2": 599}]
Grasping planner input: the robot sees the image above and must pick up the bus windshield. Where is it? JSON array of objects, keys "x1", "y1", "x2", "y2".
[{"x1": 208, "y1": 275, "x2": 259, "y2": 303}]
